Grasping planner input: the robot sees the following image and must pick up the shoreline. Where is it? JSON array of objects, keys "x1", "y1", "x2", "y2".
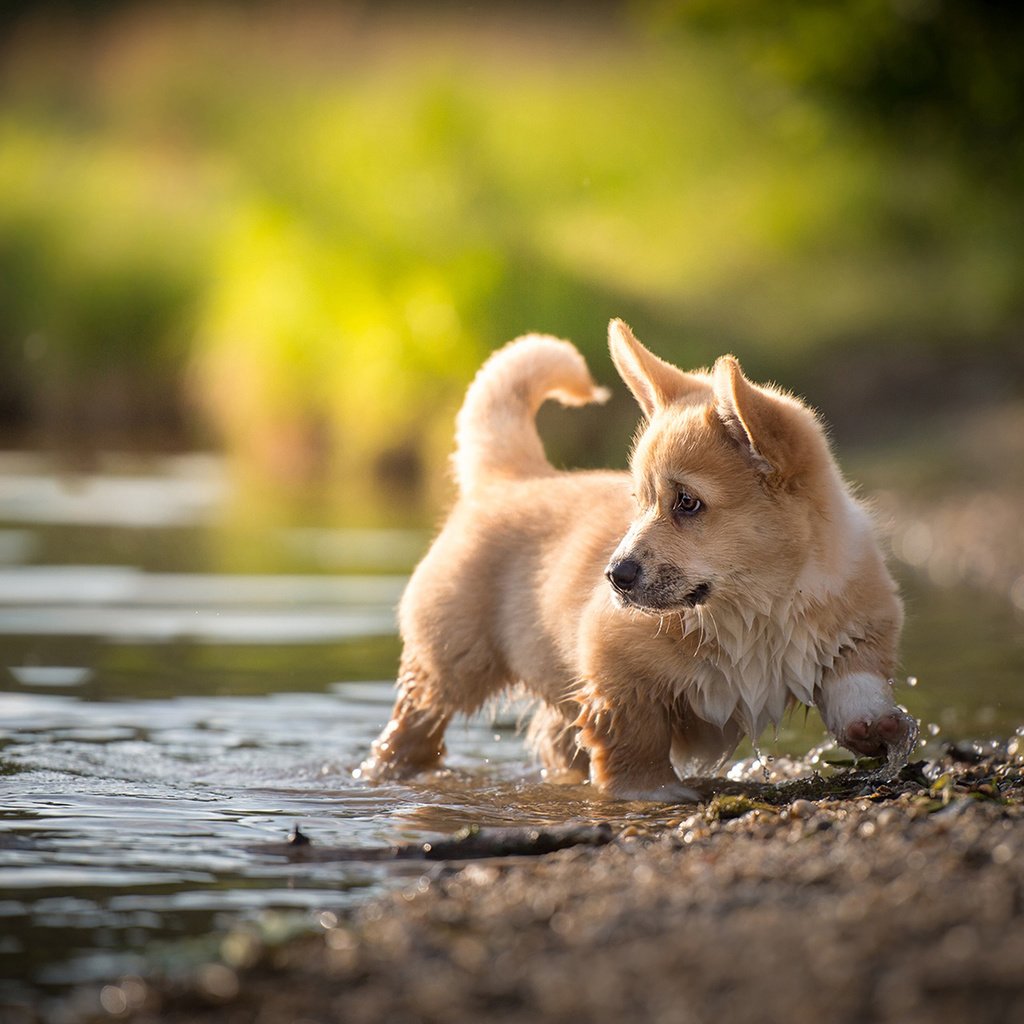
[{"x1": 43, "y1": 747, "x2": 1024, "y2": 1024}]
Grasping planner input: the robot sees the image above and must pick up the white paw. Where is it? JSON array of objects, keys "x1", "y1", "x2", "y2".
[
  {"x1": 839, "y1": 706, "x2": 918, "y2": 759},
  {"x1": 819, "y1": 672, "x2": 918, "y2": 761}
]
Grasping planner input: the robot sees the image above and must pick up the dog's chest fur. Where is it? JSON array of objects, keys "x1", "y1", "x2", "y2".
[{"x1": 677, "y1": 597, "x2": 853, "y2": 738}]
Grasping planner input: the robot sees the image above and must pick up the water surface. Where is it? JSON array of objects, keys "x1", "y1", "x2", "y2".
[{"x1": 0, "y1": 454, "x2": 1021, "y2": 1012}]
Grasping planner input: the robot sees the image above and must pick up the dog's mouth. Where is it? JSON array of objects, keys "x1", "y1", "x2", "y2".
[{"x1": 613, "y1": 581, "x2": 712, "y2": 613}]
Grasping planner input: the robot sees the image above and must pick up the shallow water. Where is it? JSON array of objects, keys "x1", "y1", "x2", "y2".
[{"x1": 0, "y1": 454, "x2": 1022, "y2": 1009}]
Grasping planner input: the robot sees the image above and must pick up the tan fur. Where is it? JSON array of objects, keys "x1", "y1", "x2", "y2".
[{"x1": 359, "y1": 320, "x2": 915, "y2": 801}]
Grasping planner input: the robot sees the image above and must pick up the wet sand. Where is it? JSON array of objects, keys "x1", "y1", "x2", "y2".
[{"x1": 68, "y1": 747, "x2": 1024, "y2": 1024}]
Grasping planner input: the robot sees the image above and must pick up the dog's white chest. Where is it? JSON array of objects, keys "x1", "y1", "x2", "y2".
[{"x1": 679, "y1": 602, "x2": 849, "y2": 739}]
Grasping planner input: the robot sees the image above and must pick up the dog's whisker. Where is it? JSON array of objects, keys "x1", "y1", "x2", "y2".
[
  {"x1": 698, "y1": 605, "x2": 722, "y2": 652},
  {"x1": 675, "y1": 610, "x2": 689, "y2": 645},
  {"x1": 708, "y1": 608, "x2": 722, "y2": 645},
  {"x1": 689, "y1": 608, "x2": 707, "y2": 652}
]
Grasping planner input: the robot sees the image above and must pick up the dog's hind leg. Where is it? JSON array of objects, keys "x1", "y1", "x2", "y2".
[
  {"x1": 358, "y1": 659, "x2": 452, "y2": 781},
  {"x1": 359, "y1": 640, "x2": 511, "y2": 781},
  {"x1": 526, "y1": 701, "x2": 590, "y2": 781}
]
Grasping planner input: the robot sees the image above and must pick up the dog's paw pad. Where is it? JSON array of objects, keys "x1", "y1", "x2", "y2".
[{"x1": 841, "y1": 709, "x2": 917, "y2": 759}]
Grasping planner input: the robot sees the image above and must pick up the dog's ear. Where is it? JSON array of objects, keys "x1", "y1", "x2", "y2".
[
  {"x1": 608, "y1": 319, "x2": 703, "y2": 418},
  {"x1": 712, "y1": 355, "x2": 817, "y2": 481}
]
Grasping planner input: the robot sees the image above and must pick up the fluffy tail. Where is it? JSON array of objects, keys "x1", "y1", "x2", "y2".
[{"x1": 452, "y1": 334, "x2": 610, "y2": 493}]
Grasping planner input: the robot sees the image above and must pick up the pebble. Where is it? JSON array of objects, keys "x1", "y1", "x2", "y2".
[
  {"x1": 788, "y1": 799, "x2": 817, "y2": 819},
  {"x1": 196, "y1": 964, "x2": 239, "y2": 1002}
]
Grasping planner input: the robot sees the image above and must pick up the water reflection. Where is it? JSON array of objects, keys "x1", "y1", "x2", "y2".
[{"x1": 0, "y1": 454, "x2": 226, "y2": 528}]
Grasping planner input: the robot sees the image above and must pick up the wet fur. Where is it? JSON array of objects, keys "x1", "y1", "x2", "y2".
[{"x1": 360, "y1": 322, "x2": 915, "y2": 800}]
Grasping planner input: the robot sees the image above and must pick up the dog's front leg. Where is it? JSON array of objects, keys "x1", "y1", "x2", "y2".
[
  {"x1": 575, "y1": 687, "x2": 699, "y2": 802},
  {"x1": 816, "y1": 671, "x2": 918, "y2": 762}
]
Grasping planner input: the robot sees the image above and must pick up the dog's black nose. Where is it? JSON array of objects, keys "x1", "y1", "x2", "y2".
[{"x1": 606, "y1": 558, "x2": 642, "y2": 593}]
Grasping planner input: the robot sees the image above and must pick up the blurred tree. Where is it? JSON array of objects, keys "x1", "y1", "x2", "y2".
[
  {"x1": 652, "y1": 0, "x2": 1024, "y2": 188},
  {"x1": 1, "y1": 1, "x2": 1022, "y2": 499}
]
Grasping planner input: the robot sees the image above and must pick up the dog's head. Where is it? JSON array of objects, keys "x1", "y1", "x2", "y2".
[{"x1": 605, "y1": 319, "x2": 841, "y2": 614}]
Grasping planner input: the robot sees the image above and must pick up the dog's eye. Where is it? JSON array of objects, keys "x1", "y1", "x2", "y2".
[{"x1": 673, "y1": 491, "x2": 703, "y2": 518}]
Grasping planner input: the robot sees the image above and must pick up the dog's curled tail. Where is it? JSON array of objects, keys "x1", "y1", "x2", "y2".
[{"x1": 453, "y1": 334, "x2": 610, "y2": 493}]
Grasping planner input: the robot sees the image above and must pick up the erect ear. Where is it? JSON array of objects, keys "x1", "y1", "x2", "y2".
[
  {"x1": 608, "y1": 319, "x2": 705, "y2": 418},
  {"x1": 712, "y1": 355, "x2": 815, "y2": 481}
]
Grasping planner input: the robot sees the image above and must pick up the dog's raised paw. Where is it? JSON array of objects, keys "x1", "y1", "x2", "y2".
[{"x1": 841, "y1": 707, "x2": 918, "y2": 760}]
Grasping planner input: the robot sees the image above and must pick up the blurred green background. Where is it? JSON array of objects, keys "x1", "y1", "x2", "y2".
[{"x1": 1, "y1": 0, "x2": 1023, "y2": 514}]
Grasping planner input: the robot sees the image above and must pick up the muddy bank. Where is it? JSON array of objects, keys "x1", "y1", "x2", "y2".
[{"x1": 52, "y1": 748, "x2": 1024, "y2": 1024}]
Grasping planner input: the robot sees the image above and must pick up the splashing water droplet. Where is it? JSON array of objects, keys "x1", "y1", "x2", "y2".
[
  {"x1": 879, "y1": 712, "x2": 920, "y2": 782},
  {"x1": 751, "y1": 748, "x2": 774, "y2": 783}
]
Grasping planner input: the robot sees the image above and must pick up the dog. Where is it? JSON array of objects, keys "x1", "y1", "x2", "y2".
[{"x1": 358, "y1": 320, "x2": 916, "y2": 800}]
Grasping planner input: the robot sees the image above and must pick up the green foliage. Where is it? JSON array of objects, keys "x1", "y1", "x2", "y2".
[
  {"x1": 0, "y1": 121, "x2": 215, "y2": 432},
  {"x1": 654, "y1": 0, "x2": 1024, "y2": 183},
  {"x1": 0, "y1": 5, "x2": 1021, "y2": 486}
]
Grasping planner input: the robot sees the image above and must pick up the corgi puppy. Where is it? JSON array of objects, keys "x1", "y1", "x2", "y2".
[{"x1": 359, "y1": 320, "x2": 916, "y2": 800}]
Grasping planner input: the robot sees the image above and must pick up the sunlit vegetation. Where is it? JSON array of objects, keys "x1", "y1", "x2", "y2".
[{"x1": 1, "y1": 3, "x2": 1021, "y2": 507}]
